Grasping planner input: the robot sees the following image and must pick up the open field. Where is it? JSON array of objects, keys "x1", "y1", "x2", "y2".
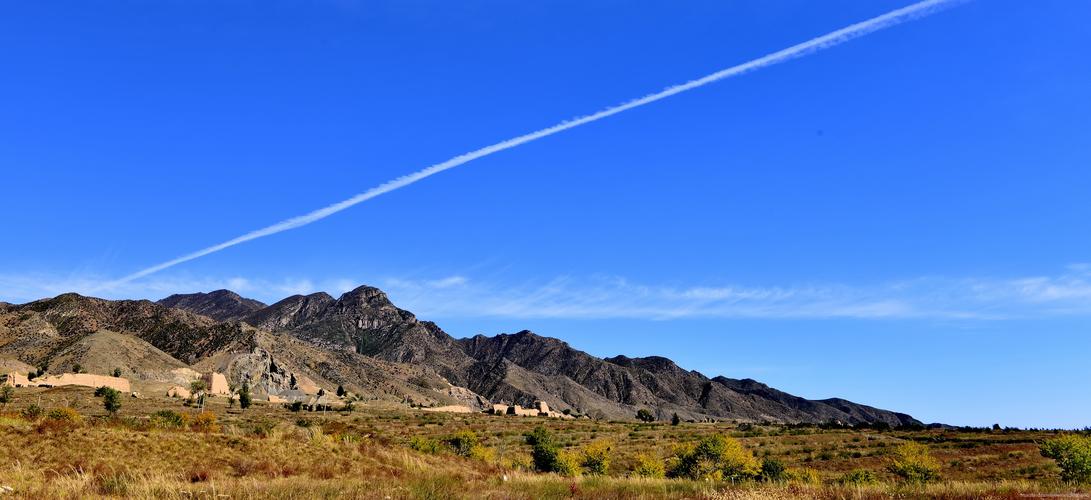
[{"x1": 0, "y1": 386, "x2": 1088, "y2": 499}]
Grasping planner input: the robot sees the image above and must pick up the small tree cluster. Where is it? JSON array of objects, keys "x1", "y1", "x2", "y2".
[{"x1": 636, "y1": 409, "x2": 656, "y2": 422}]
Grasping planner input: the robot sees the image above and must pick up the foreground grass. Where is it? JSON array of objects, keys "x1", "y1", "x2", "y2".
[{"x1": 0, "y1": 386, "x2": 1088, "y2": 498}]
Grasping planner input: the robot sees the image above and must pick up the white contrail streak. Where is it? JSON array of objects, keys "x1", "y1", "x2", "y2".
[{"x1": 99, "y1": 0, "x2": 963, "y2": 290}]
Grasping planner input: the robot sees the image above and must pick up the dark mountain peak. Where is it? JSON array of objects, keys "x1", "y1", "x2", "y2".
[
  {"x1": 605, "y1": 354, "x2": 680, "y2": 373},
  {"x1": 158, "y1": 289, "x2": 267, "y2": 322},
  {"x1": 336, "y1": 285, "x2": 395, "y2": 308},
  {"x1": 243, "y1": 292, "x2": 335, "y2": 331}
]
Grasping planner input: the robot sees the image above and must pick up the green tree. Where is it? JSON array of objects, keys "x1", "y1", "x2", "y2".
[
  {"x1": 238, "y1": 381, "x2": 252, "y2": 410},
  {"x1": 668, "y1": 434, "x2": 760, "y2": 481},
  {"x1": 0, "y1": 385, "x2": 13, "y2": 408},
  {"x1": 1040, "y1": 434, "x2": 1091, "y2": 483},
  {"x1": 636, "y1": 409, "x2": 656, "y2": 422},
  {"x1": 289, "y1": 373, "x2": 297, "y2": 389},
  {"x1": 336, "y1": 384, "x2": 346, "y2": 397},
  {"x1": 112, "y1": 367, "x2": 122, "y2": 377},
  {"x1": 671, "y1": 413, "x2": 681, "y2": 426},
  {"x1": 72, "y1": 363, "x2": 82, "y2": 374},
  {"x1": 189, "y1": 380, "x2": 207, "y2": 409},
  {"x1": 101, "y1": 387, "x2": 122, "y2": 415},
  {"x1": 526, "y1": 426, "x2": 566, "y2": 474}
]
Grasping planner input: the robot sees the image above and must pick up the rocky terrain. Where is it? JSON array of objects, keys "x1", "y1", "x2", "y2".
[{"x1": 0, "y1": 286, "x2": 919, "y2": 425}]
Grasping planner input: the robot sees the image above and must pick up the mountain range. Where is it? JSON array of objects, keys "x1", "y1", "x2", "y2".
[{"x1": 0, "y1": 285, "x2": 919, "y2": 425}]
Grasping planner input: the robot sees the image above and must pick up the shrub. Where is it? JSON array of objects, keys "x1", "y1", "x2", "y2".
[
  {"x1": 444, "y1": 430, "x2": 480, "y2": 457},
  {"x1": 0, "y1": 385, "x2": 13, "y2": 406},
  {"x1": 631, "y1": 453, "x2": 665, "y2": 478},
  {"x1": 668, "y1": 434, "x2": 760, "y2": 481},
  {"x1": 112, "y1": 367, "x2": 122, "y2": 377},
  {"x1": 150, "y1": 410, "x2": 187, "y2": 428},
  {"x1": 888, "y1": 442, "x2": 940, "y2": 483},
  {"x1": 287, "y1": 401, "x2": 303, "y2": 412},
  {"x1": 1040, "y1": 434, "x2": 1091, "y2": 483},
  {"x1": 526, "y1": 426, "x2": 576, "y2": 475},
  {"x1": 190, "y1": 411, "x2": 219, "y2": 433},
  {"x1": 579, "y1": 440, "x2": 612, "y2": 475},
  {"x1": 839, "y1": 469, "x2": 878, "y2": 485},
  {"x1": 46, "y1": 407, "x2": 82, "y2": 423},
  {"x1": 787, "y1": 468, "x2": 821, "y2": 485},
  {"x1": 759, "y1": 458, "x2": 787, "y2": 482},
  {"x1": 671, "y1": 413, "x2": 681, "y2": 426},
  {"x1": 636, "y1": 409, "x2": 656, "y2": 422},
  {"x1": 336, "y1": 384, "x2": 345, "y2": 397},
  {"x1": 101, "y1": 387, "x2": 122, "y2": 415},
  {"x1": 238, "y1": 381, "x2": 252, "y2": 410},
  {"x1": 21, "y1": 404, "x2": 43, "y2": 420},
  {"x1": 553, "y1": 450, "x2": 581, "y2": 477},
  {"x1": 409, "y1": 436, "x2": 443, "y2": 454}
]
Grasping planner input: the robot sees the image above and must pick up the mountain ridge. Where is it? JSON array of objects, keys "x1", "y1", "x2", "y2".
[{"x1": 1, "y1": 286, "x2": 921, "y2": 426}]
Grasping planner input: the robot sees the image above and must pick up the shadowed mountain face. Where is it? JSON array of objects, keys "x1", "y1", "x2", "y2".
[
  {"x1": 158, "y1": 290, "x2": 267, "y2": 323},
  {"x1": 1, "y1": 286, "x2": 920, "y2": 425}
]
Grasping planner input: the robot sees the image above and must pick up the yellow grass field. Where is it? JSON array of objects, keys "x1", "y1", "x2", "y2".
[{"x1": 0, "y1": 385, "x2": 1087, "y2": 499}]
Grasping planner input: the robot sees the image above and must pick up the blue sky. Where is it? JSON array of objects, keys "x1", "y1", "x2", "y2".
[{"x1": 2, "y1": 0, "x2": 1089, "y2": 428}]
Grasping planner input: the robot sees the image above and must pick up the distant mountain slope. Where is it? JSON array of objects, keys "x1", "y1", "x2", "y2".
[{"x1": 158, "y1": 290, "x2": 267, "y2": 322}]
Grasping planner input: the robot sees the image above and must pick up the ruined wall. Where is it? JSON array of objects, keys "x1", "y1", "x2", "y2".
[{"x1": 33, "y1": 373, "x2": 131, "y2": 392}]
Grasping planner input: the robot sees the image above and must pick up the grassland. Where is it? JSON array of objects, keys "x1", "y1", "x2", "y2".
[{"x1": 0, "y1": 385, "x2": 1087, "y2": 499}]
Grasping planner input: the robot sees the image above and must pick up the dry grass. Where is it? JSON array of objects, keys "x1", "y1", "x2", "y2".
[{"x1": 0, "y1": 385, "x2": 1088, "y2": 499}]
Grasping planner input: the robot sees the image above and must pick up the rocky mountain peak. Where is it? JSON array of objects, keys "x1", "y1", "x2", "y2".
[{"x1": 158, "y1": 289, "x2": 267, "y2": 322}]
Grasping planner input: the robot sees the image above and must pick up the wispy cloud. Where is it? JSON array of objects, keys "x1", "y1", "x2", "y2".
[
  {"x1": 6, "y1": 265, "x2": 1091, "y2": 321},
  {"x1": 93, "y1": 0, "x2": 963, "y2": 290}
]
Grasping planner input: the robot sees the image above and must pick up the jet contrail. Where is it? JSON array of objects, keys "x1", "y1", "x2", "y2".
[{"x1": 100, "y1": 0, "x2": 963, "y2": 290}]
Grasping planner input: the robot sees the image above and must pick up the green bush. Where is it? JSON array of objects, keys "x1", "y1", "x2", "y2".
[
  {"x1": 238, "y1": 381, "x2": 252, "y2": 410},
  {"x1": 525, "y1": 426, "x2": 577, "y2": 475},
  {"x1": 0, "y1": 385, "x2": 13, "y2": 406},
  {"x1": 444, "y1": 430, "x2": 481, "y2": 457},
  {"x1": 759, "y1": 458, "x2": 787, "y2": 482},
  {"x1": 101, "y1": 387, "x2": 122, "y2": 414},
  {"x1": 409, "y1": 436, "x2": 443, "y2": 454},
  {"x1": 46, "y1": 407, "x2": 82, "y2": 423},
  {"x1": 1040, "y1": 434, "x2": 1091, "y2": 483},
  {"x1": 150, "y1": 410, "x2": 187, "y2": 428},
  {"x1": 21, "y1": 404, "x2": 43, "y2": 420},
  {"x1": 888, "y1": 442, "x2": 940, "y2": 483},
  {"x1": 636, "y1": 409, "x2": 656, "y2": 422},
  {"x1": 839, "y1": 469, "x2": 878, "y2": 485},
  {"x1": 667, "y1": 434, "x2": 760, "y2": 481}
]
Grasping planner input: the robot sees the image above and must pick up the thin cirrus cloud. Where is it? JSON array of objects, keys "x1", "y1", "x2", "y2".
[
  {"x1": 4, "y1": 265, "x2": 1091, "y2": 321},
  {"x1": 91, "y1": 0, "x2": 964, "y2": 292}
]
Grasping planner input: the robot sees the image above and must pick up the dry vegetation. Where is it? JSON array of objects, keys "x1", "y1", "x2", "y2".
[{"x1": 0, "y1": 385, "x2": 1088, "y2": 499}]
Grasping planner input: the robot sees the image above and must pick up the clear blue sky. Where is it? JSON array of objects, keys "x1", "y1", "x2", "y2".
[{"x1": 2, "y1": 0, "x2": 1089, "y2": 428}]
